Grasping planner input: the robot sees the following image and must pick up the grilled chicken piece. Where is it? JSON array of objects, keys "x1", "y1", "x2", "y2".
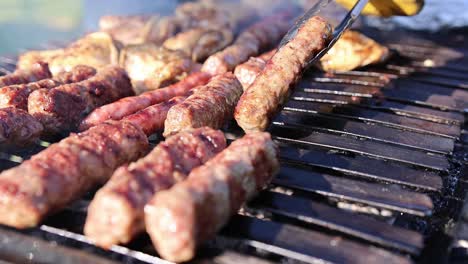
[
  {"x1": 177, "y1": 0, "x2": 259, "y2": 32},
  {"x1": 85, "y1": 127, "x2": 226, "y2": 248},
  {"x1": 16, "y1": 50, "x2": 64, "y2": 71},
  {"x1": 163, "y1": 73, "x2": 243, "y2": 137},
  {"x1": 49, "y1": 32, "x2": 120, "y2": 75},
  {"x1": 17, "y1": 32, "x2": 120, "y2": 76},
  {"x1": 0, "y1": 62, "x2": 51, "y2": 87},
  {"x1": 28, "y1": 66, "x2": 133, "y2": 134},
  {"x1": 0, "y1": 121, "x2": 148, "y2": 228},
  {"x1": 163, "y1": 27, "x2": 233, "y2": 62},
  {"x1": 145, "y1": 132, "x2": 279, "y2": 262},
  {"x1": 0, "y1": 107, "x2": 43, "y2": 147},
  {"x1": 123, "y1": 96, "x2": 188, "y2": 136},
  {"x1": 99, "y1": 15, "x2": 179, "y2": 45},
  {"x1": 0, "y1": 65, "x2": 96, "y2": 110},
  {"x1": 79, "y1": 72, "x2": 211, "y2": 131},
  {"x1": 201, "y1": 11, "x2": 294, "y2": 75},
  {"x1": 119, "y1": 44, "x2": 195, "y2": 94},
  {"x1": 235, "y1": 16, "x2": 332, "y2": 132},
  {"x1": 175, "y1": 1, "x2": 234, "y2": 31},
  {"x1": 318, "y1": 30, "x2": 390, "y2": 72}
]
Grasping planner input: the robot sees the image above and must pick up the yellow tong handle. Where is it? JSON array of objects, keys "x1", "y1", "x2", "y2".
[{"x1": 336, "y1": 0, "x2": 425, "y2": 17}]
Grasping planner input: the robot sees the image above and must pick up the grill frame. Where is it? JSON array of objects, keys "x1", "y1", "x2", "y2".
[{"x1": 0, "y1": 28, "x2": 467, "y2": 264}]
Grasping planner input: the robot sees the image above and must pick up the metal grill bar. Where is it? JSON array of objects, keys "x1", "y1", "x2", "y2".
[
  {"x1": 221, "y1": 216, "x2": 412, "y2": 264},
  {"x1": 284, "y1": 101, "x2": 461, "y2": 139},
  {"x1": 278, "y1": 146, "x2": 443, "y2": 191},
  {"x1": 272, "y1": 126, "x2": 450, "y2": 171},
  {"x1": 274, "y1": 111, "x2": 454, "y2": 154},
  {"x1": 0, "y1": 27, "x2": 466, "y2": 264},
  {"x1": 249, "y1": 192, "x2": 423, "y2": 254},
  {"x1": 273, "y1": 164, "x2": 434, "y2": 216}
]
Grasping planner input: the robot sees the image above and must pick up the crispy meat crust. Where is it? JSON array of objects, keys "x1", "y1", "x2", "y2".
[
  {"x1": 145, "y1": 132, "x2": 279, "y2": 262},
  {"x1": 28, "y1": 66, "x2": 133, "y2": 134},
  {"x1": 0, "y1": 62, "x2": 51, "y2": 87},
  {"x1": 163, "y1": 72, "x2": 242, "y2": 137},
  {"x1": 201, "y1": 12, "x2": 293, "y2": 75},
  {"x1": 0, "y1": 107, "x2": 43, "y2": 146},
  {"x1": 0, "y1": 65, "x2": 96, "y2": 110},
  {"x1": 0, "y1": 121, "x2": 149, "y2": 228},
  {"x1": 235, "y1": 16, "x2": 332, "y2": 132},
  {"x1": 85, "y1": 127, "x2": 226, "y2": 248},
  {"x1": 123, "y1": 96, "x2": 187, "y2": 136},
  {"x1": 79, "y1": 72, "x2": 211, "y2": 131}
]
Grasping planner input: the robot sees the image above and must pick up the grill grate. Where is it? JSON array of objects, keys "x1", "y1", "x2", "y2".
[{"x1": 0, "y1": 29, "x2": 467, "y2": 264}]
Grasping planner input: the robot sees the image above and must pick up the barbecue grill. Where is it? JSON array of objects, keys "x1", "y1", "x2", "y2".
[{"x1": 0, "y1": 4, "x2": 468, "y2": 264}]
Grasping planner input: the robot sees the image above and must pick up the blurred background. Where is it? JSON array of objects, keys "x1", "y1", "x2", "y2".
[
  {"x1": 0, "y1": 0, "x2": 466, "y2": 55},
  {"x1": 0, "y1": 0, "x2": 178, "y2": 55}
]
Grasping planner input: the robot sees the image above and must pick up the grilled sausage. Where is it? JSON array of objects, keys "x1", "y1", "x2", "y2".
[
  {"x1": 0, "y1": 62, "x2": 51, "y2": 87},
  {"x1": 99, "y1": 15, "x2": 179, "y2": 45},
  {"x1": 234, "y1": 50, "x2": 275, "y2": 90},
  {"x1": 0, "y1": 65, "x2": 96, "y2": 110},
  {"x1": 163, "y1": 27, "x2": 233, "y2": 62},
  {"x1": 145, "y1": 132, "x2": 279, "y2": 262},
  {"x1": 28, "y1": 66, "x2": 134, "y2": 134},
  {"x1": 0, "y1": 107, "x2": 43, "y2": 146},
  {"x1": 235, "y1": 16, "x2": 332, "y2": 132},
  {"x1": 51, "y1": 65, "x2": 98, "y2": 84},
  {"x1": 0, "y1": 121, "x2": 149, "y2": 228},
  {"x1": 175, "y1": 1, "x2": 234, "y2": 31},
  {"x1": 163, "y1": 72, "x2": 242, "y2": 137},
  {"x1": 201, "y1": 12, "x2": 293, "y2": 75},
  {"x1": 85, "y1": 127, "x2": 226, "y2": 248},
  {"x1": 79, "y1": 72, "x2": 211, "y2": 131},
  {"x1": 123, "y1": 96, "x2": 187, "y2": 136}
]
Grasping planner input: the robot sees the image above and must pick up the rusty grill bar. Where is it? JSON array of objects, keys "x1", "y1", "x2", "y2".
[{"x1": 0, "y1": 30, "x2": 467, "y2": 264}]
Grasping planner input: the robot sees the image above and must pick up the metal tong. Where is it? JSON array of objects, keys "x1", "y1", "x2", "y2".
[{"x1": 278, "y1": 0, "x2": 369, "y2": 69}]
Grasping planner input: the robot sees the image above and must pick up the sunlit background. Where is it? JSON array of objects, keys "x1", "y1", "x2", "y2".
[
  {"x1": 0, "y1": 0, "x2": 466, "y2": 55},
  {"x1": 0, "y1": 0, "x2": 178, "y2": 55}
]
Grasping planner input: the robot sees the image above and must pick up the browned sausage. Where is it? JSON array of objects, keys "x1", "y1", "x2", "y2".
[
  {"x1": 201, "y1": 12, "x2": 294, "y2": 75},
  {"x1": 122, "y1": 96, "x2": 187, "y2": 136},
  {"x1": 0, "y1": 121, "x2": 148, "y2": 228},
  {"x1": 0, "y1": 65, "x2": 96, "y2": 110},
  {"x1": 235, "y1": 16, "x2": 332, "y2": 132},
  {"x1": 84, "y1": 127, "x2": 226, "y2": 248},
  {"x1": 0, "y1": 107, "x2": 43, "y2": 146},
  {"x1": 163, "y1": 72, "x2": 242, "y2": 137},
  {"x1": 145, "y1": 132, "x2": 279, "y2": 262},
  {"x1": 28, "y1": 66, "x2": 134, "y2": 134},
  {"x1": 79, "y1": 72, "x2": 211, "y2": 131},
  {"x1": 0, "y1": 62, "x2": 51, "y2": 87}
]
